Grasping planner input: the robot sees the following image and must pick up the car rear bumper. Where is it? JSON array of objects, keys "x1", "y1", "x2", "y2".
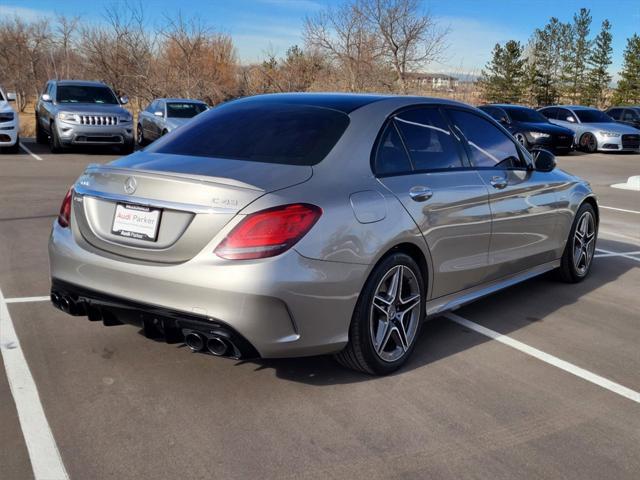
[{"x1": 49, "y1": 221, "x2": 367, "y2": 358}]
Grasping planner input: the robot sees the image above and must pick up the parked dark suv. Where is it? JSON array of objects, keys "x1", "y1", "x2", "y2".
[
  {"x1": 479, "y1": 104, "x2": 575, "y2": 154},
  {"x1": 35, "y1": 80, "x2": 134, "y2": 154},
  {"x1": 605, "y1": 106, "x2": 640, "y2": 130}
]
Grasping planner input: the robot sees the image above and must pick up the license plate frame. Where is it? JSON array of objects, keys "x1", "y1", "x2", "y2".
[{"x1": 111, "y1": 203, "x2": 162, "y2": 242}]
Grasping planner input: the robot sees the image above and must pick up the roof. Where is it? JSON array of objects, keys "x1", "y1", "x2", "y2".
[
  {"x1": 230, "y1": 93, "x2": 395, "y2": 114},
  {"x1": 552, "y1": 105, "x2": 598, "y2": 110},
  {"x1": 52, "y1": 80, "x2": 112, "y2": 88},
  {"x1": 159, "y1": 98, "x2": 207, "y2": 103},
  {"x1": 483, "y1": 104, "x2": 536, "y2": 110}
]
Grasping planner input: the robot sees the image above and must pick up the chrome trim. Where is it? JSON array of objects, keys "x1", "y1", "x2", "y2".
[{"x1": 73, "y1": 185, "x2": 237, "y2": 214}]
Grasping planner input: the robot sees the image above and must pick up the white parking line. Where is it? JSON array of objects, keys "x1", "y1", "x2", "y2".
[
  {"x1": 599, "y1": 229, "x2": 640, "y2": 246},
  {"x1": 445, "y1": 312, "x2": 640, "y2": 404},
  {"x1": 19, "y1": 143, "x2": 43, "y2": 161},
  {"x1": 594, "y1": 248, "x2": 640, "y2": 263},
  {"x1": 5, "y1": 296, "x2": 51, "y2": 304},
  {"x1": 600, "y1": 205, "x2": 640, "y2": 215},
  {"x1": 0, "y1": 288, "x2": 69, "y2": 480}
]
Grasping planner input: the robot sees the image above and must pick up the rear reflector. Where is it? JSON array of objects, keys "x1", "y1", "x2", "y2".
[
  {"x1": 214, "y1": 203, "x2": 322, "y2": 260},
  {"x1": 58, "y1": 188, "x2": 73, "y2": 228}
]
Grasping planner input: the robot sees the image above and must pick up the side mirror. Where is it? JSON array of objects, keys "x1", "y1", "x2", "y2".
[
  {"x1": 6, "y1": 92, "x2": 16, "y2": 102},
  {"x1": 566, "y1": 116, "x2": 575, "y2": 123},
  {"x1": 119, "y1": 96, "x2": 129, "y2": 105},
  {"x1": 41, "y1": 93, "x2": 52, "y2": 102},
  {"x1": 532, "y1": 148, "x2": 556, "y2": 172},
  {"x1": 153, "y1": 110, "x2": 164, "y2": 117}
]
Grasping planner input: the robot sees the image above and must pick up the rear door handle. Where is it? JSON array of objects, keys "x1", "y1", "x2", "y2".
[
  {"x1": 490, "y1": 176, "x2": 508, "y2": 190},
  {"x1": 409, "y1": 186, "x2": 433, "y2": 202}
]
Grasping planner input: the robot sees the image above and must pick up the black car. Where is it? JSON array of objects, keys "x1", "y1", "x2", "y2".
[
  {"x1": 605, "y1": 106, "x2": 640, "y2": 130},
  {"x1": 479, "y1": 104, "x2": 575, "y2": 154}
]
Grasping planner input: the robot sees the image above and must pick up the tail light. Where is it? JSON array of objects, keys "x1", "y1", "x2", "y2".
[
  {"x1": 57, "y1": 188, "x2": 73, "y2": 228},
  {"x1": 215, "y1": 203, "x2": 322, "y2": 260}
]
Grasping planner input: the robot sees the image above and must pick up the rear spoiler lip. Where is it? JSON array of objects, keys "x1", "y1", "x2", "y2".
[{"x1": 84, "y1": 163, "x2": 264, "y2": 192}]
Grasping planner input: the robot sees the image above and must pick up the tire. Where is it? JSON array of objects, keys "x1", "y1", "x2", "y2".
[
  {"x1": 514, "y1": 132, "x2": 529, "y2": 150},
  {"x1": 335, "y1": 252, "x2": 425, "y2": 375},
  {"x1": 136, "y1": 124, "x2": 147, "y2": 146},
  {"x1": 557, "y1": 203, "x2": 597, "y2": 283},
  {"x1": 579, "y1": 133, "x2": 597, "y2": 153},
  {"x1": 49, "y1": 123, "x2": 63, "y2": 153},
  {"x1": 35, "y1": 117, "x2": 48, "y2": 144}
]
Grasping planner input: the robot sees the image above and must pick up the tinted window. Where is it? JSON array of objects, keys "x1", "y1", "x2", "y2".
[
  {"x1": 540, "y1": 108, "x2": 557, "y2": 120},
  {"x1": 574, "y1": 109, "x2": 612, "y2": 123},
  {"x1": 506, "y1": 108, "x2": 549, "y2": 123},
  {"x1": 394, "y1": 108, "x2": 463, "y2": 170},
  {"x1": 148, "y1": 102, "x2": 350, "y2": 166},
  {"x1": 56, "y1": 85, "x2": 119, "y2": 104},
  {"x1": 167, "y1": 102, "x2": 207, "y2": 118},
  {"x1": 374, "y1": 122, "x2": 412, "y2": 175},
  {"x1": 557, "y1": 109, "x2": 577, "y2": 123},
  {"x1": 623, "y1": 109, "x2": 638, "y2": 121},
  {"x1": 479, "y1": 106, "x2": 502, "y2": 121},
  {"x1": 448, "y1": 109, "x2": 525, "y2": 169},
  {"x1": 607, "y1": 108, "x2": 621, "y2": 119}
]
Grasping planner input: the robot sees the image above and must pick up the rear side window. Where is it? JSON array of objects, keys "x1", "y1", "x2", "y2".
[
  {"x1": 623, "y1": 109, "x2": 638, "y2": 121},
  {"x1": 607, "y1": 108, "x2": 621, "y2": 119},
  {"x1": 374, "y1": 123, "x2": 412, "y2": 175},
  {"x1": 394, "y1": 108, "x2": 463, "y2": 170},
  {"x1": 167, "y1": 102, "x2": 207, "y2": 118},
  {"x1": 148, "y1": 102, "x2": 350, "y2": 166},
  {"x1": 447, "y1": 109, "x2": 525, "y2": 169},
  {"x1": 540, "y1": 108, "x2": 557, "y2": 120}
]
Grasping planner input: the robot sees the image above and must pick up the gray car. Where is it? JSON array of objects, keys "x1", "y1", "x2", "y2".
[
  {"x1": 49, "y1": 94, "x2": 598, "y2": 375},
  {"x1": 137, "y1": 98, "x2": 208, "y2": 146},
  {"x1": 35, "y1": 80, "x2": 134, "y2": 154},
  {"x1": 539, "y1": 105, "x2": 640, "y2": 153}
]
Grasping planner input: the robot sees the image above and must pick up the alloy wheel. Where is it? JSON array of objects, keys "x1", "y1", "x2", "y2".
[
  {"x1": 573, "y1": 211, "x2": 596, "y2": 276},
  {"x1": 369, "y1": 265, "x2": 421, "y2": 363}
]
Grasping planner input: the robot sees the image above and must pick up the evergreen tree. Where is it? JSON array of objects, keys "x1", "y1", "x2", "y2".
[
  {"x1": 527, "y1": 18, "x2": 571, "y2": 106},
  {"x1": 563, "y1": 8, "x2": 592, "y2": 103},
  {"x1": 613, "y1": 34, "x2": 640, "y2": 105},
  {"x1": 479, "y1": 40, "x2": 526, "y2": 103},
  {"x1": 583, "y1": 19, "x2": 613, "y2": 107}
]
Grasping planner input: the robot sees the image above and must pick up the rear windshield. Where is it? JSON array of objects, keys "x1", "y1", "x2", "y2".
[
  {"x1": 57, "y1": 86, "x2": 119, "y2": 104},
  {"x1": 167, "y1": 102, "x2": 207, "y2": 118},
  {"x1": 147, "y1": 102, "x2": 350, "y2": 166},
  {"x1": 575, "y1": 109, "x2": 613, "y2": 123},
  {"x1": 506, "y1": 108, "x2": 549, "y2": 123}
]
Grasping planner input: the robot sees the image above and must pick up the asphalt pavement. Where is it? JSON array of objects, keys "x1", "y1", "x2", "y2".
[{"x1": 1, "y1": 140, "x2": 638, "y2": 479}]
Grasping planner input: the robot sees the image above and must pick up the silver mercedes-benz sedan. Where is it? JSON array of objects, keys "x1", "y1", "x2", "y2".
[{"x1": 49, "y1": 93, "x2": 598, "y2": 374}]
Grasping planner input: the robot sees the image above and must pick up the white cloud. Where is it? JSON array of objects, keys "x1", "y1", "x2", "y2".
[{"x1": 0, "y1": 5, "x2": 53, "y2": 21}]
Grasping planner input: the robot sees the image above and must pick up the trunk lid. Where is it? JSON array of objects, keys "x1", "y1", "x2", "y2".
[{"x1": 73, "y1": 153, "x2": 312, "y2": 263}]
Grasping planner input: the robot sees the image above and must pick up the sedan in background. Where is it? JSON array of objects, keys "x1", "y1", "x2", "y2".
[
  {"x1": 50, "y1": 94, "x2": 598, "y2": 375},
  {"x1": 137, "y1": 98, "x2": 208, "y2": 146},
  {"x1": 539, "y1": 105, "x2": 640, "y2": 153},
  {"x1": 0, "y1": 85, "x2": 19, "y2": 153},
  {"x1": 605, "y1": 106, "x2": 640, "y2": 131},
  {"x1": 479, "y1": 104, "x2": 574, "y2": 154}
]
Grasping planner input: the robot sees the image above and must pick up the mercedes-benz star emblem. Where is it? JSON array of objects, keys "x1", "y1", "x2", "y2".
[{"x1": 124, "y1": 176, "x2": 137, "y2": 195}]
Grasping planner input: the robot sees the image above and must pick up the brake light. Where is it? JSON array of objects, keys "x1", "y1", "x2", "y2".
[
  {"x1": 215, "y1": 204, "x2": 322, "y2": 260},
  {"x1": 57, "y1": 188, "x2": 73, "y2": 228}
]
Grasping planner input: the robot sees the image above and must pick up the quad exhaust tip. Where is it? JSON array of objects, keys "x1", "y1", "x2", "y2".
[
  {"x1": 207, "y1": 336, "x2": 228, "y2": 356},
  {"x1": 185, "y1": 332, "x2": 205, "y2": 352}
]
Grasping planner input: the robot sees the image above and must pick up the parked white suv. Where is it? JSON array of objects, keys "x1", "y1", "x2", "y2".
[{"x1": 0, "y1": 86, "x2": 19, "y2": 153}]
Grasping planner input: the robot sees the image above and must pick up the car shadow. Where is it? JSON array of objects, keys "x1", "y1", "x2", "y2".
[{"x1": 237, "y1": 238, "x2": 638, "y2": 386}]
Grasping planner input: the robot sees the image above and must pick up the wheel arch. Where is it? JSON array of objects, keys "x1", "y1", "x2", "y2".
[
  {"x1": 370, "y1": 241, "x2": 432, "y2": 299},
  {"x1": 581, "y1": 195, "x2": 599, "y2": 226}
]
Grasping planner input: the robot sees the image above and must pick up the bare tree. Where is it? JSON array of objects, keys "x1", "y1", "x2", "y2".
[
  {"x1": 358, "y1": 0, "x2": 448, "y2": 92},
  {"x1": 304, "y1": 3, "x2": 387, "y2": 92}
]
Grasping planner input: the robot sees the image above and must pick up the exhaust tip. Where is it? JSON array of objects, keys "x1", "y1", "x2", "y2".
[
  {"x1": 60, "y1": 296, "x2": 73, "y2": 314},
  {"x1": 207, "y1": 336, "x2": 228, "y2": 356},
  {"x1": 50, "y1": 292, "x2": 61, "y2": 308},
  {"x1": 185, "y1": 332, "x2": 205, "y2": 352}
]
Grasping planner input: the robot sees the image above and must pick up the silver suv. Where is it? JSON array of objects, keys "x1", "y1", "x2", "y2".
[{"x1": 35, "y1": 80, "x2": 134, "y2": 154}]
